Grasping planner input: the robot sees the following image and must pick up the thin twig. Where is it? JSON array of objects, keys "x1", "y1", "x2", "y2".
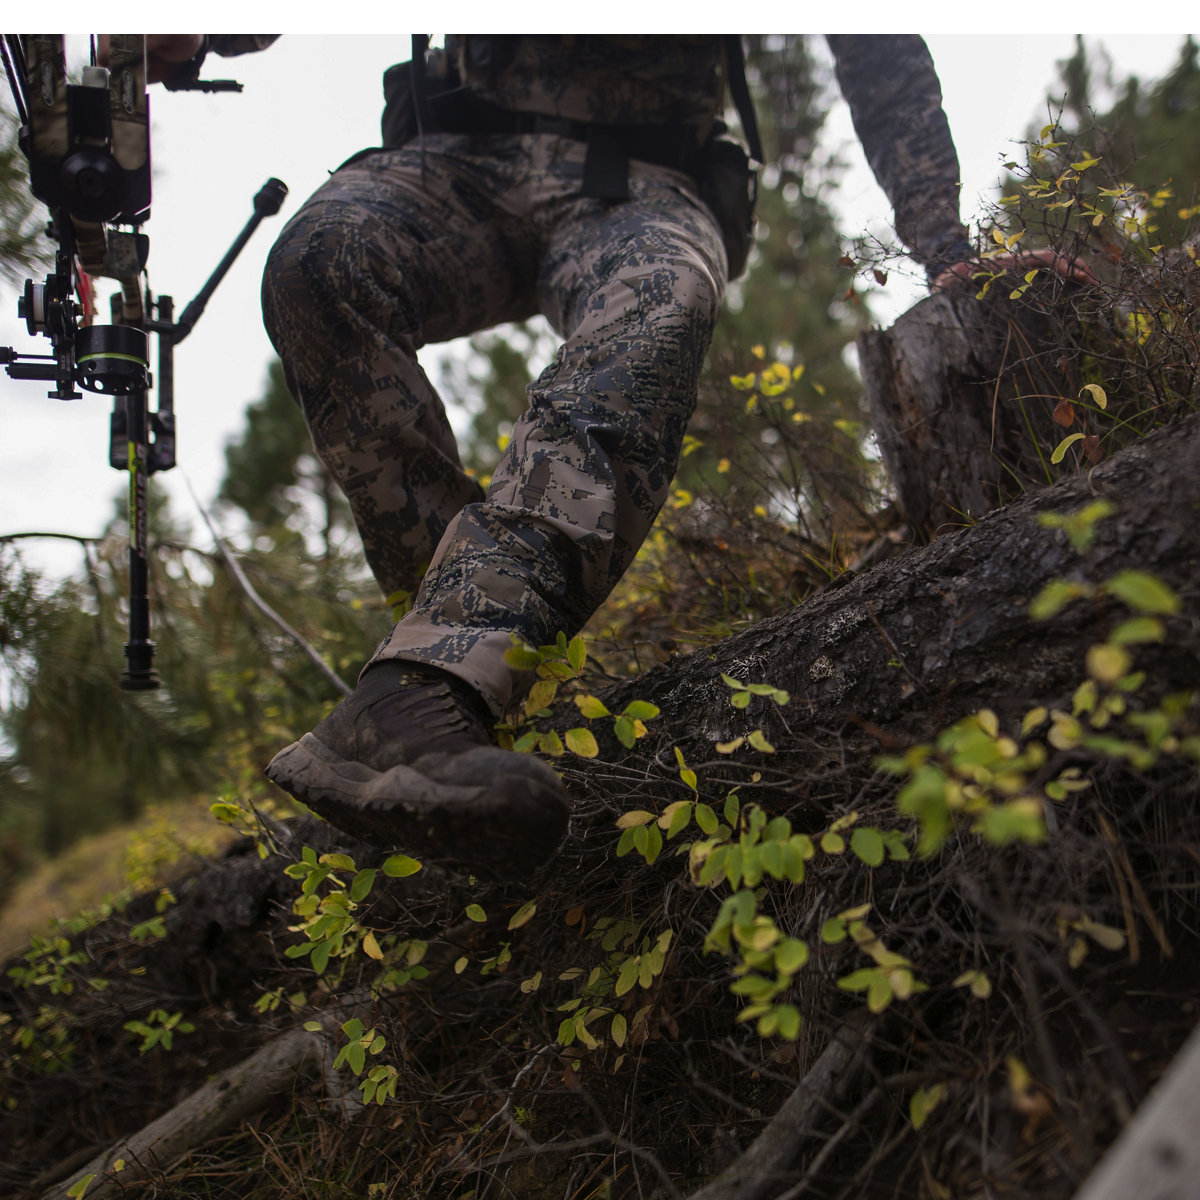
[{"x1": 185, "y1": 477, "x2": 351, "y2": 697}]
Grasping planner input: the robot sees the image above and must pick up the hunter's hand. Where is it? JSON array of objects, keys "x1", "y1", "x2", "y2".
[
  {"x1": 97, "y1": 34, "x2": 205, "y2": 84},
  {"x1": 932, "y1": 247, "x2": 1098, "y2": 293}
]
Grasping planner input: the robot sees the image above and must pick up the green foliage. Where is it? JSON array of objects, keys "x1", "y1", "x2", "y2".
[
  {"x1": 217, "y1": 360, "x2": 352, "y2": 553},
  {"x1": 123, "y1": 1008, "x2": 195, "y2": 1055},
  {"x1": 554, "y1": 921, "x2": 673, "y2": 1059},
  {"x1": 883, "y1": 505, "x2": 1196, "y2": 856},
  {"x1": 1047, "y1": 36, "x2": 1200, "y2": 246},
  {"x1": 0, "y1": 356, "x2": 391, "y2": 876},
  {"x1": 304, "y1": 1016, "x2": 403, "y2": 1107},
  {"x1": 501, "y1": 631, "x2": 659, "y2": 759}
]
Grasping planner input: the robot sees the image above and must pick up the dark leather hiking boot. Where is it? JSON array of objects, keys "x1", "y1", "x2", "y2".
[{"x1": 265, "y1": 662, "x2": 569, "y2": 878}]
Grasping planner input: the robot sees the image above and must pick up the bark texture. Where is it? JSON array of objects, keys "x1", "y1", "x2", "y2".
[
  {"x1": 856, "y1": 280, "x2": 1118, "y2": 534},
  {"x1": 1072, "y1": 1020, "x2": 1200, "y2": 1200},
  {"x1": 581, "y1": 407, "x2": 1200, "y2": 778}
]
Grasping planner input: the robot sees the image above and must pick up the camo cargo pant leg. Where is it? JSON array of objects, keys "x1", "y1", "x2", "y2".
[
  {"x1": 263, "y1": 132, "x2": 727, "y2": 715},
  {"x1": 262, "y1": 137, "x2": 539, "y2": 600}
]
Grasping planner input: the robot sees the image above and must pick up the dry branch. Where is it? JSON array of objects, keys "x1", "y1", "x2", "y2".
[
  {"x1": 44, "y1": 1019, "x2": 339, "y2": 1200},
  {"x1": 684, "y1": 1017, "x2": 874, "y2": 1200}
]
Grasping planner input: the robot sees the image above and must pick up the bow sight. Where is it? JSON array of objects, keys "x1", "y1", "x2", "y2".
[{"x1": 1, "y1": 34, "x2": 286, "y2": 689}]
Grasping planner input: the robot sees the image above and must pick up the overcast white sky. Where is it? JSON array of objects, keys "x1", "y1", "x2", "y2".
[{"x1": 1, "y1": 22, "x2": 1195, "y2": 579}]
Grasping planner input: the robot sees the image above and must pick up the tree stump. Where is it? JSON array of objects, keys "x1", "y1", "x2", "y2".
[{"x1": 857, "y1": 278, "x2": 1111, "y2": 535}]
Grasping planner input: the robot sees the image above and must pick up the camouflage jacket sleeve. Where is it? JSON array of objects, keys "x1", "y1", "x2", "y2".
[{"x1": 825, "y1": 35, "x2": 972, "y2": 281}]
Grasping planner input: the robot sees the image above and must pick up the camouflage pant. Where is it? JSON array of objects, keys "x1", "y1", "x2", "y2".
[{"x1": 262, "y1": 131, "x2": 727, "y2": 714}]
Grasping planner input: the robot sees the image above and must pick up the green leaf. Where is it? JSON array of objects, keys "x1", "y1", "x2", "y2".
[
  {"x1": 1030, "y1": 579, "x2": 1091, "y2": 619},
  {"x1": 525, "y1": 678, "x2": 558, "y2": 713},
  {"x1": 837, "y1": 968, "x2": 877, "y2": 992},
  {"x1": 623, "y1": 700, "x2": 660, "y2": 721},
  {"x1": 310, "y1": 940, "x2": 332, "y2": 974},
  {"x1": 382, "y1": 854, "x2": 422, "y2": 878},
  {"x1": 759, "y1": 840, "x2": 786, "y2": 879},
  {"x1": 66, "y1": 1175, "x2": 97, "y2": 1198},
  {"x1": 775, "y1": 938, "x2": 809, "y2": 974},
  {"x1": 508, "y1": 900, "x2": 537, "y2": 930},
  {"x1": 613, "y1": 715, "x2": 637, "y2": 748},
  {"x1": 775, "y1": 1003, "x2": 802, "y2": 1040},
  {"x1": 867, "y1": 975, "x2": 894, "y2": 1013},
  {"x1": 850, "y1": 827, "x2": 885, "y2": 867},
  {"x1": 747, "y1": 729, "x2": 775, "y2": 753},
  {"x1": 695, "y1": 804, "x2": 719, "y2": 835},
  {"x1": 1109, "y1": 617, "x2": 1165, "y2": 646},
  {"x1": 567, "y1": 634, "x2": 587, "y2": 673},
  {"x1": 661, "y1": 800, "x2": 693, "y2": 839},
  {"x1": 615, "y1": 955, "x2": 640, "y2": 997},
  {"x1": 465, "y1": 904, "x2": 487, "y2": 923},
  {"x1": 565, "y1": 727, "x2": 599, "y2": 758},
  {"x1": 1102, "y1": 571, "x2": 1181, "y2": 615},
  {"x1": 821, "y1": 917, "x2": 847, "y2": 944},
  {"x1": 349, "y1": 869, "x2": 377, "y2": 903},
  {"x1": 538, "y1": 729, "x2": 565, "y2": 757},
  {"x1": 910, "y1": 1083, "x2": 947, "y2": 1130}
]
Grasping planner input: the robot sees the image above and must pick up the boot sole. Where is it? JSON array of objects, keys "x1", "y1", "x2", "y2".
[{"x1": 265, "y1": 733, "x2": 570, "y2": 879}]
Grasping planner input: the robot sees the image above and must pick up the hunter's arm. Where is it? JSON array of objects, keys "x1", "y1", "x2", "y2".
[{"x1": 825, "y1": 34, "x2": 972, "y2": 282}]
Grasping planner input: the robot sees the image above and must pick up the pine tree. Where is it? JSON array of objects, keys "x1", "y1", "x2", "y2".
[{"x1": 0, "y1": 105, "x2": 50, "y2": 285}]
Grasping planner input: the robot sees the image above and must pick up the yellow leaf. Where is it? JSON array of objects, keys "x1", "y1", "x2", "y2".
[
  {"x1": 565, "y1": 727, "x2": 599, "y2": 758},
  {"x1": 1078, "y1": 383, "x2": 1108, "y2": 410},
  {"x1": 1050, "y1": 432, "x2": 1085, "y2": 464},
  {"x1": 616, "y1": 810, "x2": 656, "y2": 829},
  {"x1": 574, "y1": 694, "x2": 609, "y2": 719},
  {"x1": 362, "y1": 930, "x2": 383, "y2": 960},
  {"x1": 1086, "y1": 643, "x2": 1131, "y2": 685},
  {"x1": 508, "y1": 900, "x2": 537, "y2": 930}
]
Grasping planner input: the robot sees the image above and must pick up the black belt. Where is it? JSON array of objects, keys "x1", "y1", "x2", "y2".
[{"x1": 427, "y1": 88, "x2": 706, "y2": 199}]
